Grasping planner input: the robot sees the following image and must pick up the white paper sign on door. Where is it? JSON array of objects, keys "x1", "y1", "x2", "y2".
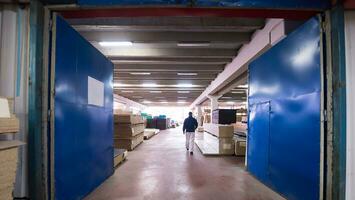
[{"x1": 88, "y1": 76, "x2": 104, "y2": 107}]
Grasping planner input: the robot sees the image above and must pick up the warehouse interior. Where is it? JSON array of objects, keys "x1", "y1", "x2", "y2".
[{"x1": 0, "y1": 1, "x2": 355, "y2": 200}]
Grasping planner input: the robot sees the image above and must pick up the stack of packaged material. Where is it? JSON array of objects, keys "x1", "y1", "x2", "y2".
[
  {"x1": 0, "y1": 97, "x2": 23, "y2": 199},
  {"x1": 114, "y1": 149, "x2": 128, "y2": 168},
  {"x1": 195, "y1": 123, "x2": 235, "y2": 155},
  {"x1": 114, "y1": 114, "x2": 144, "y2": 151},
  {"x1": 143, "y1": 128, "x2": 160, "y2": 140}
]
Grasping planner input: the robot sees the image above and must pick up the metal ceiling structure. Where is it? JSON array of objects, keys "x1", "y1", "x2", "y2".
[{"x1": 66, "y1": 16, "x2": 265, "y2": 106}]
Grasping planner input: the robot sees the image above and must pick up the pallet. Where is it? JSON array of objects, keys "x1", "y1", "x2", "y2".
[{"x1": 114, "y1": 149, "x2": 128, "y2": 168}]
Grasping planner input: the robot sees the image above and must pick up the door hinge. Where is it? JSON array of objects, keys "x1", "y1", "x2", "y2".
[
  {"x1": 47, "y1": 109, "x2": 51, "y2": 122},
  {"x1": 323, "y1": 110, "x2": 327, "y2": 122},
  {"x1": 48, "y1": 19, "x2": 53, "y2": 31}
]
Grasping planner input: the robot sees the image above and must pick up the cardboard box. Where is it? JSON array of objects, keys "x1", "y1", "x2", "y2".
[
  {"x1": 114, "y1": 114, "x2": 144, "y2": 125},
  {"x1": 0, "y1": 140, "x2": 24, "y2": 200},
  {"x1": 0, "y1": 116, "x2": 19, "y2": 134},
  {"x1": 203, "y1": 123, "x2": 234, "y2": 138},
  {"x1": 234, "y1": 140, "x2": 246, "y2": 156},
  {"x1": 114, "y1": 123, "x2": 145, "y2": 138},
  {"x1": 114, "y1": 133, "x2": 144, "y2": 151}
]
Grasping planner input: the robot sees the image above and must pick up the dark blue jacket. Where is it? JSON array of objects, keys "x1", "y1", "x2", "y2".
[{"x1": 183, "y1": 116, "x2": 198, "y2": 133}]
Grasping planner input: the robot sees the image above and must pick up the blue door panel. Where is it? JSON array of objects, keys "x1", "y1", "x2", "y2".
[
  {"x1": 247, "y1": 102, "x2": 270, "y2": 183},
  {"x1": 54, "y1": 16, "x2": 114, "y2": 200},
  {"x1": 248, "y1": 17, "x2": 321, "y2": 200}
]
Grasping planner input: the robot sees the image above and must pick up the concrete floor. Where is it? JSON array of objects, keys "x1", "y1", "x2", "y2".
[{"x1": 86, "y1": 128, "x2": 284, "y2": 200}]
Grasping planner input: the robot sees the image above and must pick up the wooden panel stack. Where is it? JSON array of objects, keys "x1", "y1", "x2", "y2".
[
  {"x1": 114, "y1": 114, "x2": 144, "y2": 151},
  {"x1": 0, "y1": 97, "x2": 23, "y2": 199}
]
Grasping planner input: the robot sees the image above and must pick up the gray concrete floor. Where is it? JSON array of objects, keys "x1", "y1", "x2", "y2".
[{"x1": 85, "y1": 128, "x2": 284, "y2": 200}]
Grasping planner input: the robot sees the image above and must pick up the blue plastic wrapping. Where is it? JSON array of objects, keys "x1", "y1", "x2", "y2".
[
  {"x1": 247, "y1": 17, "x2": 321, "y2": 200},
  {"x1": 54, "y1": 16, "x2": 114, "y2": 200}
]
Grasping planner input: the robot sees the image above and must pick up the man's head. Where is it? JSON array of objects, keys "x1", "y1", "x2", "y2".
[{"x1": 188, "y1": 112, "x2": 193, "y2": 117}]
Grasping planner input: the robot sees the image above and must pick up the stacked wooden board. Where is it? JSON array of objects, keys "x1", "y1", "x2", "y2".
[
  {"x1": 114, "y1": 114, "x2": 144, "y2": 151},
  {"x1": 0, "y1": 97, "x2": 23, "y2": 199},
  {"x1": 114, "y1": 149, "x2": 128, "y2": 168},
  {"x1": 195, "y1": 123, "x2": 235, "y2": 155},
  {"x1": 143, "y1": 128, "x2": 160, "y2": 140}
]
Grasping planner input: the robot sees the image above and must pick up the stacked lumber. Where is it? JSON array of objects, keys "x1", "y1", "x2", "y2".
[
  {"x1": 0, "y1": 97, "x2": 23, "y2": 199},
  {"x1": 143, "y1": 128, "x2": 159, "y2": 140},
  {"x1": 114, "y1": 149, "x2": 128, "y2": 168},
  {"x1": 114, "y1": 114, "x2": 144, "y2": 151}
]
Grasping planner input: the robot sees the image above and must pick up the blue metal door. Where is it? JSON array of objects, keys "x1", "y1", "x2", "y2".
[
  {"x1": 247, "y1": 102, "x2": 270, "y2": 183},
  {"x1": 248, "y1": 17, "x2": 321, "y2": 200},
  {"x1": 52, "y1": 15, "x2": 114, "y2": 199}
]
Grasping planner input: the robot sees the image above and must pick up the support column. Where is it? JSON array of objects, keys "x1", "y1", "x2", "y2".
[
  {"x1": 208, "y1": 95, "x2": 221, "y2": 111},
  {"x1": 197, "y1": 106, "x2": 202, "y2": 126}
]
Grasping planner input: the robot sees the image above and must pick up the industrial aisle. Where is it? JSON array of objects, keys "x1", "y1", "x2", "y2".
[{"x1": 85, "y1": 128, "x2": 284, "y2": 200}]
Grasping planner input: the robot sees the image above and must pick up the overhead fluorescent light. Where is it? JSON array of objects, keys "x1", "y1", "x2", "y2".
[
  {"x1": 113, "y1": 83, "x2": 125, "y2": 87},
  {"x1": 99, "y1": 41, "x2": 133, "y2": 47},
  {"x1": 232, "y1": 91, "x2": 245, "y2": 94},
  {"x1": 177, "y1": 91, "x2": 190, "y2": 94},
  {"x1": 156, "y1": 97, "x2": 165, "y2": 99},
  {"x1": 150, "y1": 91, "x2": 162, "y2": 93},
  {"x1": 177, "y1": 42, "x2": 210, "y2": 47},
  {"x1": 177, "y1": 101, "x2": 187, "y2": 104},
  {"x1": 178, "y1": 97, "x2": 187, "y2": 99},
  {"x1": 142, "y1": 100, "x2": 151, "y2": 104},
  {"x1": 177, "y1": 73, "x2": 198, "y2": 76},
  {"x1": 130, "y1": 72, "x2": 151, "y2": 75},
  {"x1": 238, "y1": 84, "x2": 248, "y2": 88},
  {"x1": 142, "y1": 83, "x2": 158, "y2": 87},
  {"x1": 121, "y1": 90, "x2": 134, "y2": 93},
  {"x1": 177, "y1": 84, "x2": 196, "y2": 88},
  {"x1": 221, "y1": 97, "x2": 232, "y2": 99},
  {"x1": 160, "y1": 101, "x2": 168, "y2": 104},
  {"x1": 227, "y1": 101, "x2": 235, "y2": 105}
]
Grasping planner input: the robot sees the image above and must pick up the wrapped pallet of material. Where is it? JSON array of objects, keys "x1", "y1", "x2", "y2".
[
  {"x1": 0, "y1": 97, "x2": 19, "y2": 134},
  {"x1": 114, "y1": 133, "x2": 144, "y2": 151},
  {"x1": 143, "y1": 128, "x2": 159, "y2": 140},
  {"x1": 0, "y1": 140, "x2": 24, "y2": 200},
  {"x1": 114, "y1": 114, "x2": 144, "y2": 151},
  {"x1": 114, "y1": 114, "x2": 144, "y2": 125},
  {"x1": 114, "y1": 123, "x2": 145, "y2": 138},
  {"x1": 203, "y1": 123, "x2": 234, "y2": 138}
]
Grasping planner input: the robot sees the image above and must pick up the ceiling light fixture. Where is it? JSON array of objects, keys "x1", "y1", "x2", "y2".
[
  {"x1": 113, "y1": 83, "x2": 126, "y2": 87},
  {"x1": 221, "y1": 97, "x2": 232, "y2": 99},
  {"x1": 130, "y1": 72, "x2": 151, "y2": 75},
  {"x1": 177, "y1": 101, "x2": 186, "y2": 104},
  {"x1": 227, "y1": 101, "x2": 235, "y2": 105},
  {"x1": 177, "y1": 91, "x2": 190, "y2": 94},
  {"x1": 177, "y1": 73, "x2": 198, "y2": 76},
  {"x1": 121, "y1": 90, "x2": 134, "y2": 93},
  {"x1": 99, "y1": 41, "x2": 133, "y2": 47},
  {"x1": 142, "y1": 83, "x2": 158, "y2": 87},
  {"x1": 150, "y1": 91, "x2": 162, "y2": 93},
  {"x1": 160, "y1": 101, "x2": 168, "y2": 104},
  {"x1": 177, "y1": 84, "x2": 196, "y2": 88},
  {"x1": 177, "y1": 42, "x2": 210, "y2": 47},
  {"x1": 142, "y1": 100, "x2": 152, "y2": 104},
  {"x1": 238, "y1": 84, "x2": 249, "y2": 88}
]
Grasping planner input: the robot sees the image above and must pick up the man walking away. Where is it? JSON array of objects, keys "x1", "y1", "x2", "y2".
[{"x1": 183, "y1": 112, "x2": 198, "y2": 155}]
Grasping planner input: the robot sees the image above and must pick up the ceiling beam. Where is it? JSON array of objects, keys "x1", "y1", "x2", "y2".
[
  {"x1": 69, "y1": 17, "x2": 265, "y2": 32},
  {"x1": 97, "y1": 47, "x2": 237, "y2": 58},
  {"x1": 78, "y1": 31, "x2": 252, "y2": 44},
  {"x1": 115, "y1": 74, "x2": 217, "y2": 80},
  {"x1": 114, "y1": 64, "x2": 225, "y2": 72},
  {"x1": 111, "y1": 57, "x2": 232, "y2": 65}
]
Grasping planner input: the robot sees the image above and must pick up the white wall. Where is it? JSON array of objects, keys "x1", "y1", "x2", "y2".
[{"x1": 345, "y1": 11, "x2": 355, "y2": 200}]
